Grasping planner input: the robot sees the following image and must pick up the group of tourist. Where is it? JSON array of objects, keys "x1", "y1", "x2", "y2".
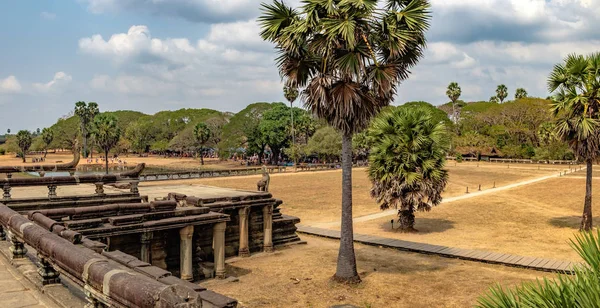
[
  {"x1": 86, "y1": 156, "x2": 127, "y2": 165},
  {"x1": 30, "y1": 157, "x2": 46, "y2": 163}
]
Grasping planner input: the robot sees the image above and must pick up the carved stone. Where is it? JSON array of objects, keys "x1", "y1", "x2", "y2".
[
  {"x1": 38, "y1": 255, "x2": 61, "y2": 285},
  {"x1": 263, "y1": 204, "x2": 274, "y2": 253},
  {"x1": 95, "y1": 182, "x2": 105, "y2": 195},
  {"x1": 0, "y1": 225, "x2": 5, "y2": 241},
  {"x1": 9, "y1": 233, "x2": 27, "y2": 259},
  {"x1": 238, "y1": 207, "x2": 250, "y2": 257},
  {"x1": 130, "y1": 180, "x2": 139, "y2": 194},
  {"x1": 140, "y1": 232, "x2": 153, "y2": 263},
  {"x1": 213, "y1": 222, "x2": 226, "y2": 279},
  {"x1": 179, "y1": 225, "x2": 194, "y2": 281},
  {"x1": 256, "y1": 165, "x2": 270, "y2": 192},
  {"x1": 2, "y1": 183, "x2": 10, "y2": 200},
  {"x1": 48, "y1": 185, "x2": 57, "y2": 198}
]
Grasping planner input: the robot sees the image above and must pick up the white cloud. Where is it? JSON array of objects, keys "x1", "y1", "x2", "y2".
[
  {"x1": 0, "y1": 76, "x2": 22, "y2": 93},
  {"x1": 40, "y1": 12, "x2": 56, "y2": 20},
  {"x1": 33, "y1": 72, "x2": 73, "y2": 92}
]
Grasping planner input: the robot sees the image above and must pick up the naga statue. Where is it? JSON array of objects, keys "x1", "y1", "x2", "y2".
[{"x1": 256, "y1": 165, "x2": 270, "y2": 192}]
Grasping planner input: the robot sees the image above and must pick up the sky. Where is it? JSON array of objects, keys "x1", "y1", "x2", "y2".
[{"x1": 1, "y1": 0, "x2": 599, "y2": 132}]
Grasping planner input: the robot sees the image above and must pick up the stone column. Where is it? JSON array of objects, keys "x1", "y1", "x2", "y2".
[
  {"x1": 213, "y1": 222, "x2": 226, "y2": 279},
  {"x1": 140, "y1": 232, "x2": 153, "y2": 263},
  {"x1": 263, "y1": 205, "x2": 274, "y2": 253},
  {"x1": 2, "y1": 183, "x2": 10, "y2": 200},
  {"x1": 95, "y1": 183, "x2": 105, "y2": 195},
  {"x1": 48, "y1": 185, "x2": 57, "y2": 199},
  {"x1": 179, "y1": 225, "x2": 194, "y2": 281},
  {"x1": 37, "y1": 255, "x2": 60, "y2": 285},
  {"x1": 130, "y1": 180, "x2": 139, "y2": 194},
  {"x1": 238, "y1": 207, "x2": 250, "y2": 257},
  {"x1": 9, "y1": 232, "x2": 27, "y2": 259}
]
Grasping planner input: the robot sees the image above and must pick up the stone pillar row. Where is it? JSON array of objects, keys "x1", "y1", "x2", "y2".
[
  {"x1": 179, "y1": 225, "x2": 194, "y2": 282},
  {"x1": 238, "y1": 207, "x2": 250, "y2": 257},
  {"x1": 263, "y1": 205, "x2": 274, "y2": 253},
  {"x1": 213, "y1": 222, "x2": 226, "y2": 279}
]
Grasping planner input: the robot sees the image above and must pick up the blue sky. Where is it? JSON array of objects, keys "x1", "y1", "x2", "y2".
[{"x1": 1, "y1": 0, "x2": 600, "y2": 132}]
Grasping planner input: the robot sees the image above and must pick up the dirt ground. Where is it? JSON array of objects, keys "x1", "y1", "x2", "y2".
[{"x1": 202, "y1": 235, "x2": 548, "y2": 308}]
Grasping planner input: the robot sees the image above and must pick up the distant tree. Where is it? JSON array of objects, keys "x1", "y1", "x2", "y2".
[
  {"x1": 515, "y1": 88, "x2": 528, "y2": 99},
  {"x1": 446, "y1": 82, "x2": 462, "y2": 123},
  {"x1": 219, "y1": 102, "x2": 273, "y2": 158},
  {"x1": 496, "y1": 85, "x2": 508, "y2": 103},
  {"x1": 549, "y1": 53, "x2": 600, "y2": 231},
  {"x1": 41, "y1": 128, "x2": 54, "y2": 158},
  {"x1": 260, "y1": 0, "x2": 431, "y2": 284},
  {"x1": 35, "y1": 128, "x2": 41, "y2": 136},
  {"x1": 193, "y1": 123, "x2": 211, "y2": 165},
  {"x1": 6, "y1": 129, "x2": 10, "y2": 135},
  {"x1": 259, "y1": 103, "x2": 292, "y2": 164},
  {"x1": 16, "y1": 130, "x2": 33, "y2": 163},
  {"x1": 284, "y1": 85, "x2": 299, "y2": 165},
  {"x1": 368, "y1": 107, "x2": 449, "y2": 232},
  {"x1": 74, "y1": 101, "x2": 99, "y2": 158},
  {"x1": 305, "y1": 126, "x2": 342, "y2": 162},
  {"x1": 92, "y1": 114, "x2": 120, "y2": 174},
  {"x1": 125, "y1": 121, "x2": 157, "y2": 154},
  {"x1": 489, "y1": 96, "x2": 499, "y2": 103}
]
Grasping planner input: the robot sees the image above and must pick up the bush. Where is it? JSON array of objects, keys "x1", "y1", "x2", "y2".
[
  {"x1": 0, "y1": 147, "x2": 5, "y2": 155},
  {"x1": 455, "y1": 153, "x2": 463, "y2": 162}
]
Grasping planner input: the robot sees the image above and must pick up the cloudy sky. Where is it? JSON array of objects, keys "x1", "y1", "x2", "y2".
[{"x1": 1, "y1": 0, "x2": 599, "y2": 131}]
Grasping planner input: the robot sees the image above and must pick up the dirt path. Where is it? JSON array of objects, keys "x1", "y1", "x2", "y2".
[{"x1": 311, "y1": 168, "x2": 581, "y2": 229}]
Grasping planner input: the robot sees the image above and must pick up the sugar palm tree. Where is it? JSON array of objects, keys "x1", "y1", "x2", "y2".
[
  {"x1": 446, "y1": 82, "x2": 462, "y2": 123},
  {"x1": 194, "y1": 122, "x2": 211, "y2": 165},
  {"x1": 367, "y1": 107, "x2": 449, "y2": 232},
  {"x1": 260, "y1": 0, "x2": 431, "y2": 283},
  {"x1": 283, "y1": 85, "x2": 299, "y2": 167},
  {"x1": 496, "y1": 84, "x2": 508, "y2": 103},
  {"x1": 515, "y1": 87, "x2": 528, "y2": 99},
  {"x1": 549, "y1": 53, "x2": 600, "y2": 231},
  {"x1": 16, "y1": 130, "x2": 32, "y2": 163},
  {"x1": 478, "y1": 230, "x2": 600, "y2": 308},
  {"x1": 74, "y1": 101, "x2": 99, "y2": 158},
  {"x1": 92, "y1": 114, "x2": 120, "y2": 174},
  {"x1": 41, "y1": 128, "x2": 54, "y2": 158}
]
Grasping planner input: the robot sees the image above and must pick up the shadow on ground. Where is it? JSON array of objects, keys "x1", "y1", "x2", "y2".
[
  {"x1": 377, "y1": 218, "x2": 455, "y2": 234},
  {"x1": 549, "y1": 216, "x2": 582, "y2": 229}
]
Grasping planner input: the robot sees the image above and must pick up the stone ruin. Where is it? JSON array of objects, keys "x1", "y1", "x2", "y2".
[{"x1": 0, "y1": 162, "x2": 303, "y2": 308}]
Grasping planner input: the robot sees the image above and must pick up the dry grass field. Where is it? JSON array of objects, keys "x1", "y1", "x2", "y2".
[{"x1": 202, "y1": 235, "x2": 547, "y2": 308}]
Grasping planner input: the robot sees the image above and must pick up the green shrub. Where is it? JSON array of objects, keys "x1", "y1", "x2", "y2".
[
  {"x1": 455, "y1": 153, "x2": 463, "y2": 162},
  {"x1": 0, "y1": 147, "x2": 5, "y2": 155}
]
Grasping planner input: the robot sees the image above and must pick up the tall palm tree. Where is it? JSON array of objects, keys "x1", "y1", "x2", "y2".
[
  {"x1": 74, "y1": 101, "x2": 99, "y2": 158},
  {"x1": 283, "y1": 85, "x2": 299, "y2": 167},
  {"x1": 16, "y1": 130, "x2": 32, "y2": 163},
  {"x1": 549, "y1": 53, "x2": 600, "y2": 231},
  {"x1": 446, "y1": 82, "x2": 462, "y2": 123},
  {"x1": 41, "y1": 128, "x2": 54, "y2": 158},
  {"x1": 367, "y1": 107, "x2": 449, "y2": 232},
  {"x1": 515, "y1": 87, "x2": 528, "y2": 99},
  {"x1": 260, "y1": 0, "x2": 431, "y2": 283},
  {"x1": 496, "y1": 84, "x2": 508, "y2": 103},
  {"x1": 194, "y1": 122, "x2": 211, "y2": 166},
  {"x1": 92, "y1": 114, "x2": 120, "y2": 174}
]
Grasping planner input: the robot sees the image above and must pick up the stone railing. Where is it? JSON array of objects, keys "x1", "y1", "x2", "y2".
[
  {"x1": 489, "y1": 158, "x2": 577, "y2": 165},
  {"x1": 0, "y1": 204, "x2": 237, "y2": 308},
  {"x1": 1, "y1": 166, "x2": 145, "y2": 200}
]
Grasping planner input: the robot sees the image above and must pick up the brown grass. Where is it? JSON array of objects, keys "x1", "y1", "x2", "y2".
[{"x1": 202, "y1": 235, "x2": 547, "y2": 308}]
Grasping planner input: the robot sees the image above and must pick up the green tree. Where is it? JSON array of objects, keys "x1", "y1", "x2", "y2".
[
  {"x1": 41, "y1": 128, "x2": 54, "y2": 158},
  {"x1": 305, "y1": 126, "x2": 342, "y2": 162},
  {"x1": 194, "y1": 123, "x2": 211, "y2": 165},
  {"x1": 125, "y1": 121, "x2": 157, "y2": 154},
  {"x1": 446, "y1": 82, "x2": 462, "y2": 123},
  {"x1": 478, "y1": 230, "x2": 600, "y2": 308},
  {"x1": 259, "y1": 103, "x2": 292, "y2": 164},
  {"x1": 496, "y1": 84, "x2": 508, "y2": 103},
  {"x1": 6, "y1": 129, "x2": 10, "y2": 135},
  {"x1": 368, "y1": 107, "x2": 450, "y2": 232},
  {"x1": 92, "y1": 114, "x2": 121, "y2": 174},
  {"x1": 74, "y1": 101, "x2": 99, "y2": 158},
  {"x1": 16, "y1": 130, "x2": 32, "y2": 163},
  {"x1": 260, "y1": 0, "x2": 431, "y2": 283},
  {"x1": 219, "y1": 102, "x2": 273, "y2": 158},
  {"x1": 515, "y1": 87, "x2": 528, "y2": 99},
  {"x1": 549, "y1": 53, "x2": 600, "y2": 231},
  {"x1": 490, "y1": 96, "x2": 499, "y2": 103}
]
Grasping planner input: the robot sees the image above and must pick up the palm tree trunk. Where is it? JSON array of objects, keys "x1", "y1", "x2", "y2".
[
  {"x1": 581, "y1": 160, "x2": 593, "y2": 231},
  {"x1": 22, "y1": 151, "x2": 26, "y2": 163},
  {"x1": 334, "y1": 132, "x2": 360, "y2": 283},
  {"x1": 398, "y1": 209, "x2": 416, "y2": 232},
  {"x1": 44, "y1": 148, "x2": 48, "y2": 158},
  {"x1": 200, "y1": 149, "x2": 205, "y2": 165},
  {"x1": 105, "y1": 149, "x2": 109, "y2": 175}
]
